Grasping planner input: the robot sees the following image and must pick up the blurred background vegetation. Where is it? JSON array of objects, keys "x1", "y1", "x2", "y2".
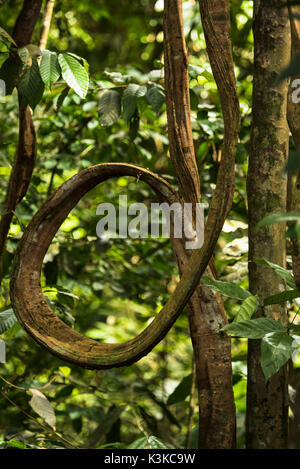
[{"x1": 1, "y1": 0, "x2": 294, "y2": 449}]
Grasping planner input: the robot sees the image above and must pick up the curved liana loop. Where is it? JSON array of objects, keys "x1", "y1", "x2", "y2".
[
  {"x1": 10, "y1": 1, "x2": 240, "y2": 371},
  {"x1": 10, "y1": 163, "x2": 192, "y2": 369}
]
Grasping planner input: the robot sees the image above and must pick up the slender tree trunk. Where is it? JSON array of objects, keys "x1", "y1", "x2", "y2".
[
  {"x1": 0, "y1": 0, "x2": 43, "y2": 281},
  {"x1": 246, "y1": 0, "x2": 290, "y2": 449},
  {"x1": 164, "y1": 0, "x2": 239, "y2": 448},
  {"x1": 287, "y1": 6, "x2": 300, "y2": 448},
  {"x1": 39, "y1": 0, "x2": 55, "y2": 51},
  {"x1": 287, "y1": 6, "x2": 300, "y2": 292}
]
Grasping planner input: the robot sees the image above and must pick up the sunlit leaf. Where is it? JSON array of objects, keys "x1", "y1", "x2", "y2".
[
  {"x1": 40, "y1": 50, "x2": 60, "y2": 88},
  {"x1": 58, "y1": 52, "x2": 89, "y2": 99}
]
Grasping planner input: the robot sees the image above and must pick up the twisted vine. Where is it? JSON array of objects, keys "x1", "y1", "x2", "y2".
[{"x1": 10, "y1": 0, "x2": 240, "y2": 372}]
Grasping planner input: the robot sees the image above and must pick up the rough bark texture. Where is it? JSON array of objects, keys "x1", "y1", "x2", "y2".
[
  {"x1": 287, "y1": 6, "x2": 300, "y2": 292},
  {"x1": 287, "y1": 6, "x2": 300, "y2": 448},
  {"x1": 164, "y1": 0, "x2": 240, "y2": 448},
  {"x1": 0, "y1": 0, "x2": 43, "y2": 280},
  {"x1": 246, "y1": 0, "x2": 290, "y2": 449},
  {"x1": 11, "y1": 0, "x2": 239, "y2": 447}
]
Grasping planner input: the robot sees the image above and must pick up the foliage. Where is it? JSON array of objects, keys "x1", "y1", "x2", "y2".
[{"x1": 0, "y1": 0, "x2": 299, "y2": 450}]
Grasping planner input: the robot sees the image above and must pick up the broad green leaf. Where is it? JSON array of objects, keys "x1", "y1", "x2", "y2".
[
  {"x1": 0, "y1": 26, "x2": 17, "y2": 47},
  {"x1": 29, "y1": 388, "x2": 56, "y2": 429},
  {"x1": 256, "y1": 212, "x2": 300, "y2": 229},
  {"x1": 264, "y1": 289, "x2": 300, "y2": 306},
  {"x1": 261, "y1": 332, "x2": 295, "y2": 381},
  {"x1": 127, "y1": 436, "x2": 167, "y2": 449},
  {"x1": 254, "y1": 259, "x2": 296, "y2": 289},
  {"x1": 146, "y1": 85, "x2": 165, "y2": 112},
  {"x1": 58, "y1": 53, "x2": 89, "y2": 99},
  {"x1": 167, "y1": 374, "x2": 192, "y2": 405},
  {"x1": 148, "y1": 436, "x2": 168, "y2": 449},
  {"x1": 18, "y1": 57, "x2": 44, "y2": 109},
  {"x1": 201, "y1": 275, "x2": 251, "y2": 300},
  {"x1": 40, "y1": 50, "x2": 60, "y2": 88},
  {"x1": 0, "y1": 56, "x2": 22, "y2": 95},
  {"x1": 65, "y1": 52, "x2": 89, "y2": 73},
  {"x1": 127, "y1": 436, "x2": 148, "y2": 449},
  {"x1": 234, "y1": 295, "x2": 258, "y2": 322},
  {"x1": 98, "y1": 90, "x2": 121, "y2": 126},
  {"x1": 122, "y1": 84, "x2": 146, "y2": 122},
  {"x1": 278, "y1": 53, "x2": 300, "y2": 81},
  {"x1": 222, "y1": 317, "x2": 285, "y2": 339},
  {"x1": 0, "y1": 308, "x2": 18, "y2": 334}
]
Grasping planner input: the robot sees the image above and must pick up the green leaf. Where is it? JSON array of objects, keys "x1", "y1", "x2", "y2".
[
  {"x1": 127, "y1": 436, "x2": 148, "y2": 449},
  {"x1": 256, "y1": 212, "x2": 300, "y2": 229},
  {"x1": 127, "y1": 436, "x2": 168, "y2": 449},
  {"x1": 40, "y1": 50, "x2": 60, "y2": 88},
  {"x1": 98, "y1": 89, "x2": 121, "y2": 126},
  {"x1": 167, "y1": 374, "x2": 192, "y2": 405},
  {"x1": 148, "y1": 436, "x2": 168, "y2": 449},
  {"x1": 0, "y1": 308, "x2": 18, "y2": 334},
  {"x1": 201, "y1": 275, "x2": 251, "y2": 300},
  {"x1": 188, "y1": 64, "x2": 213, "y2": 81},
  {"x1": 278, "y1": 53, "x2": 300, "y2": 81},
  {"x1": 222, "y1": 317, "x2": 285, "y2": 339},
  {"x1": 65, "y1": 52, "x2": 89, "y2": 73},
  {"x1": 234, "y1": 295, "x2": 258, "y2": 322},
  {"x1": 0, "y1": 56, "x2": 22, "y2": 95},
  {"x1": 264, "y1": 289, "x2": 300, "y2": 306},
  {"x1": 58, "y1": 52, "x2": 89, "y2": 99},
  {"x1": 0, "y1": 26, "x2": 17, "y2": 47},
  {"x1": 261, "y1": 332, "x2": 295, "y2": 381},
  {"x1": 146, "y1": 85, "x2": 165, "y2": 112},
  {"x1": 0, "y1": 440, "x2": 27, "y2": 449},
  {"x1": 18, "y1": 57, "x2": 44, "y2": 109},
  {"x1": 253, "y1": 259, "x2": 296, "y2": 289},
  {"x1": 122, "y1": 84, "x2": 146, "y2": 122}
]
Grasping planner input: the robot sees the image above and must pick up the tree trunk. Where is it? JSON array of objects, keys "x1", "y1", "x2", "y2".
[
  {"x1": 246, "y1": 0, "x2": 290, "y2": 449},
  {"x1": 164, "y1": 0, "x2": 239, "y2": 448},
  {"x1": 39, "y1": 0, "x2": 55, "y2": 51},
  {"x1": 0, "y1": 0, "x2": 43, "y2": 281}
]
